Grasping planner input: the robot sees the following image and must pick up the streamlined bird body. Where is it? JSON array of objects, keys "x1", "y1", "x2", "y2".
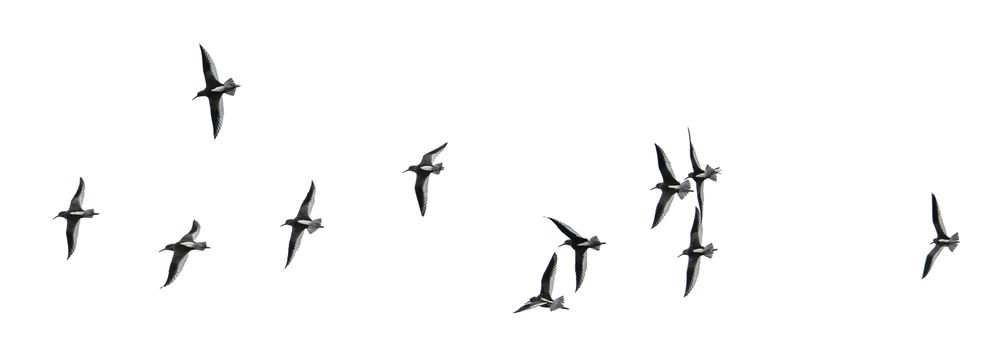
[
  {"x1": 547, "y1": 217, "x2": 605, "y2": 292},
  {"x1": 652, "y1": 143, "x2": 693, "y2": 228},
  {"x1": 282, "y1": 181, "x2": 324, "y2": 268},
  {"x1": 404, "y1": 142, "x2": 447, "y2": 216},
  {"x1": 53, "y1": 177, "x2": 99, "y2": 259},
  {"x1": 159, "y1": 220, "x2": 210, "y2": 288},
  {"x1": 679, "y1": 208, "x2": 717, "y2": 297},
  {"x1": 193, "y1": 44, "x2": 240, "y2": 139},
  {"x1": 923, "y1": 193, "x2": 960, "y2": 279},
  {"x1": 686, "y1": 129, "x2": 721, "y2": 212},
  {"x1": 514, "y1": 253, "x2": 569, "y2": 313}
]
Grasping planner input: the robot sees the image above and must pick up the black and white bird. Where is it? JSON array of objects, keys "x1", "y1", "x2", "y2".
[
  {"x1": 686, "y1": 128, "x2": 721, "y2": 212},
  {"x1": 514, "y1": 253, "x2": 568, "y2": 313},
  {"x1": 53, "y1": 177, "x2": 99, "y2": 260},
  {"x1": 193, "y1": 44, "x2": 240, "y2": 139},
  {"x1": 281, "y1": 181, "x2": 324, "y2": 268},
  {"x1": 678, "y1": 208, "x2": 717, "y2": 297},
  {"x1": 159, "y1": 220, "x2": 210, "y2": 288},
  {"x1": 547, "y1": 217, "x2": 605, "y2": 292},
  {"x1": 403, "y1": 142, "x2": 447, "y2": 216},
  {"x1": 923, "y1": 193, "x2": 960, "y2": 279},
  {"x1": 651, "y1": 143, "x2": 693, "y2": 229}
]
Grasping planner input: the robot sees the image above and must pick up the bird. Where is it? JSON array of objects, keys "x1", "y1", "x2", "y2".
[
  {"x1": 281, "y1": 181, "x2": 324, "y2": 268},
  {"x1": 159, "y1": 220, "x2": 210, "y2": 288},
  {"x1": 923, "y1": 193, "x2": 960, "y2": 279},
  {"x1": 403, "y1": 142, "x2": 447, "y2": 216},
  {"x1": 193, "y1": 44, "x2": 240, "y2": 139},
  {"x1": 53, "y1": 177, "x2": 99, "y2": 260},
  {"x1": 678, "y1": 207, "x2": 717, "y2": 297},
  {"x1": 651, "y1": 143, "x2": 693, "y2": 229},
  {"x1": 686, "y1": 128, "x2": 721, "y2": 212},
  {"x1": 514, "y1": 253, "x2": 568, "y2": 313},
  {"x1": 547, "y1": 217, "x2": 605, "y2": 292}
]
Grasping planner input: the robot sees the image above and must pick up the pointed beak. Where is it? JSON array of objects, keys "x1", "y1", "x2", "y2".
[
  {"x1": 402, "y1": 169, "x2": 410, "y2": 173},
  {"x1": 159, "y1": 248, "x2": 168, "y2": 252},
  {"x1": 52, "y1": 216, "x2": 59, "y2": 220},
  {"x1": 281, "y1": 223, "x2": 288, "y2": 227}
]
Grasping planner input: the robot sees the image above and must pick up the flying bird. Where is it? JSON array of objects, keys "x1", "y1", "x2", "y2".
[
  {"x1": 651, "y1": 143, "x2": 693, "y2": 228},
  {"x1": 159, "y1": 220, "x2": 211, "y2": 288},
  {"x1": 686, "y1": 128, "x2": 721, "y2": 212},
  {"x1": 923, "y1": 193, "x2": 960, "y2": 279},
  {"x1": 403, "y1": 142, "x2": 447, "y2": 216},
  {"x1": 547, "y1": 217, "x2": 605, "y2": 292},
  {"x1": 678, "y1": 207, "x2": 717, "y2": 297},
  {"x1": 193, "y1": 44, "x2": 240, "y2": 139},
  {"x1": 53, "y1": 177, "x2": 99, "y2": 259},
  {"x1": 514, "y1": 253, "x2": 568, "y2": 313},
  {"x1": 281, "y1": 181, "x2": 325, "y2": 268}
]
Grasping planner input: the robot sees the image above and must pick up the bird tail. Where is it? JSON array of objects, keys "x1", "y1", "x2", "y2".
[
  {"x1": 548, "y1": 296, "x2": 567, "y2": 311},
  {"x1": 589, "y1": 236, "x2": 603, "y2": 251},
  {"x1": 677, "y1": 180, "x2": 692, "y2": 199},
  {"x1": 703, "y1": 243, "x2": 716, "y2": 258},
  {"x1": 948, "y1": 233, "x2": 959, "y2": 251},
  {"x1": 224, "y1": 78, "x2": 239, "y2": 95},
  {"x1": 84, "y1": 209, "x2": 99, "y2": 217},
  {"x1": 307, "y1": 218, "x2": 323, "y2": 234},
  {"x1": 432, "y1": 163, "x2": 444, "y2": 175},
  {"x1": 705, "y1": 165, "x2": 721, "y2": 181}
]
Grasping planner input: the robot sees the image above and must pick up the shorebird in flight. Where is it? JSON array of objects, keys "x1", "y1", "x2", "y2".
[
  {"x1": 514, "y1": 253, "x2": 568, "y2": 313},
  {"x1": 923, "y1": 193, "x2": 960, "y2": 279},
  {"x1": 159, "y1": 220, "x2": 210, "y2": 288},
  {"x1": 403, "y1": 142, "x2": 447, "y2": 216},
  {"x1": 678, "y1": 208, "x2": 717, "y2": 297},
  {"x1": 547, "y1": 217, "x2": 605, "y2": 292},
  {"x1": 193, "y1": 44, "x2": 240, "y2": 139},
  {"x1": 282, "y1": 181, "x2": 324, "y2": 268},
  {"x1": 686, "y1": 128, "x2": 721, "y2": 212},
  {"x1": 651, "y1": 143, "x2": 693, "y2": 229},
  {"x1": 53, "y1": 177, "x2": 99, "y2": 259}
]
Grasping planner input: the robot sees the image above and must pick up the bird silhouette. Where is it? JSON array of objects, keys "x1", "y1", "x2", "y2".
[
  {"x1": 678, "y1": 208, "x2": 717, "y2": 297},
  {"x1": 403, "y1": 142, "x2": 447, "y2": 216},
  {"x1": 193, "y1": 44, "x2": 240, "y2": 139},
  {"x1": 651, "y1": 143, "x2": 693, "y2": 228},
  {"x1": 514, "y1": 253, "x2": 568, "y2": 313},
  {"x1": 53, "y1": 177, "x2": 99, "y2": 259},
  {"x1": 159, "y1": 220, "x2": 210, "y2": 288},
  {"x1": 282, "y1": 181, "x2": 324, "y2": 268},
  {"x1": 547, "y1": 217, "x2": 605, "y2": 292},
  {"x1": 686, "y1": 128, "x2": 721, "y2": 212},
  {"x1": 923, "y1": 193, "x2": 960, "y2": 279}
]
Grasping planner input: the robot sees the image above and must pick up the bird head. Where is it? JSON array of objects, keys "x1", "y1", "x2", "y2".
[
  {"x1": 281, "y1": 219, "x2": 296, "y2": 227},
  {"x1": 192, "y1": 90, "x2": 209, "y2": 100},
  {"x1": 677, "y1": 249, "x2": 690, "y2": 258},
  {"x1": 159, "y1": 244, "x2": 176, "y2": 252},
  {"x1": 53, "y1": 211, "x2": 67, "y2": 220},
  {"x1": 403, "y1": 165, "x2": 419, "y2": 173},
  {"x1": 559, "y1": 239, "x2": 573, "y2": 247}
]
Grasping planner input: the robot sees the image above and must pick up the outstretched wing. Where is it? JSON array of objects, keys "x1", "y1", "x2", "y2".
[
  {"x1": 65, "y1": 217, "x2": 81, "y2": 260},
  {"x1": 688, "y1": 128, "x2": 703, "y2": 174},
  {"x1": 180, "y1": 220, "x2": 200, "y2": 242},
  {"x1": 69, "y1": 177, "x2": 85, "y2": 211},
  {"x1": 689, "y1": 207, "x2": 702, "y2": 248},
  {"x1": 297, "y1": 181, "x2": 317, "y2": 220},
  {"x1": 652, "y1": 191, "x2": 675, "y2": 229},
  {"x1": 694, "y1": 180, "x2": 706, "y2": 213},
  {"x1": 285, "y1": 226, "x2": 306, "y2": 268},
  {"x1": 163, "y1": 249, "x2": 190, "y2": 288},
  {"x1": 684, "y1": 254, "x2": 702, "y2": 297},
  {"x1": 199, "y1": 44, "x2": 221, "y2": 87},
  {"x1": 931, "y1": 193, "x2": 948, "y2": 239},
  {"x1": 414, "y1": 173, "x2": 430, "y2": 216},
  {"x1": 655, "y1": 144, "x2": 679, "y2": 185},
  {"x1": 419, "y1": 142, "x2": 448, "y2": 166},
  {"x1": 513, "y1": 300, "x2": 542, "y2": 313},
  {"x1": 922, "y1": 244, "x2": 945, "y2": 279},
  {"x1": 540, "y1": 253, "x2": 558, "y2": 299},
  {"x1": 546, "y1": 217, "x2": 585, "y2": 244},
  {"x1": 208, "y1": 94, "x2": 224, "y2": 139},
  {"x1": 573, "y1": 247, "x2": 588, "y2": 292}
]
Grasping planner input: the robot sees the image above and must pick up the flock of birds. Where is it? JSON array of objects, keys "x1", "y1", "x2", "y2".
[{"x1": 50, "y1": 45, "x2": 963, "y2": 307}]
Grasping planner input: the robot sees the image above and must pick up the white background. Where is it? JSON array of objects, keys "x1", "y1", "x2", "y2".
[{"x1": 1, "y1": 1, "x2": 994, "y2": 349}]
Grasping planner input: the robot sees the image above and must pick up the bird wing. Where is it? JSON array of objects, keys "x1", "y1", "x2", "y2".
[
  {"x1": 180, "y1": 220, "x2": 200, "y2": 242},
  {"x1": 931, "y1": 194, "x2": 948, "y2": 239},
  {"x1": 684, "y1": 254, "x2": 702, "y2": 297},
  {"x1": 689, "y1": 207, "x2": 703, "y2": 248},
  {"x1": 922, "y1": 244, "x2": 945, "y2": 279},
  {"x1": 285, "y1": 226, "x2": 306, "y2": 268},
  {"x1": 546, "y1": 217, "x2": 585, "y2": 244},
  {"x1": 199, "y1": 45, "x2": 221, "y2": 87},
  {"x1": 208, "y1": 94, "x2": 224, "y2": 139},
  {"x1": 540, "y1": 253, "x2": 558, "y2": 299},
  {"x1": 655, "y1": 144, "x2": 679, "y2": 185},
  {"x1": 297, "y1": 181, "x2": 317, "y2": 220},
  {"x1": 694, "y1": 179, "x2": 706, "y2": 213},
  {"x1": 652, "y1": 191, "x2": 676, "y2": 229},
  {"x1": 414, "y1": 173, "x2": 430, "y2": 216},
  {"x1": 69, "y1": 177, "x2": 85, "y2": 211},
  {"x1": 513, "y1": 300, "x2": 542, "y2": 313},
  {"x1": 163, "y1": 248, "x2": 190, "y2": 288},
  {"x1": 419, "y1": 142, "x2": 448, "y2": 166},
  {"x1": 65, "y1": 217, "x2": 81, "y2": 259},
  {"x1": 688, "y1": 128, "x2": 703, "y2": 174},
  {"x1": 573, "y1": 247, "x2": 588, "y2": 292}
]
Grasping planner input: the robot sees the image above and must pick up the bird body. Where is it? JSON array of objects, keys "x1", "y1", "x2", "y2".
[
  {"x1": 159, "y1": 220, "x2": 210, "y2": 288},
  {"x1": 547, "y1": 217, "x2": 605, "y2": 292},
  {"x1": 514, "y1": 253, "x2": 569, "y2": 313},
  {"x1": 679, "y1": 208, "x2": 717, "y2": 297},
  {"x1": 923, "y1": 193, "x2": 960, "y2": 278},
  {"x1": 404, "y1": 142, "x2": 447, "y2": 216},
  {"x1": 193, "y1": 45, "x2": 240, "y2": 139},
  {"x1": 54, "y1": 177, "x2": 99, "y2": 259},
  {"x1": 282, "y1": 181, "x2": 324, "y2": 268}
]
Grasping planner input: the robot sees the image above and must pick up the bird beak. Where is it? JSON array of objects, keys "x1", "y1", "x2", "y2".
[
  {"x1": 402, "y1": 169, "x2": 410, "y2": 173},
  {"x1": 159, "y1": 248, "x2": 167, "y2": 252},
  {"x1": 192, "y1": 95, "x2": 199, "y2": 100},
  {"x1": 281, "y1": 223, "x2": 288, "y2": 227},
  {"x1": 52, "y1": 216, "x2": 59, "y2": 220}
]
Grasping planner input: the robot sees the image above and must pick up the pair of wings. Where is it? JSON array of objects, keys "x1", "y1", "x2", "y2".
[
  {"x1": 286, "y1": 182, "x2": 318, "y2": 268},
  {"x1": 684, "y1": 208, "x2": 704, "y2": 297},
  {"x1": 199, "y1": 45, "x2": 226, "y2": 139},
  {"x1": 64, "y1": 177, "x2": 87, "y2": 259},
  {"x1": 923, "y1": 194, "x2": 954, "y2": 278},
  {"x1": 653, "y1": 144, "x2": 684, "y2": 228},
  {"x1": 413, "y1": 143, "x2": 447, "y2": 216},
  {"x1": 163, "y1": 220, "x2": 202, "y2": 288},
  {"x1": 546, "y1": 217, "x2": 592, "y2": 291}
]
